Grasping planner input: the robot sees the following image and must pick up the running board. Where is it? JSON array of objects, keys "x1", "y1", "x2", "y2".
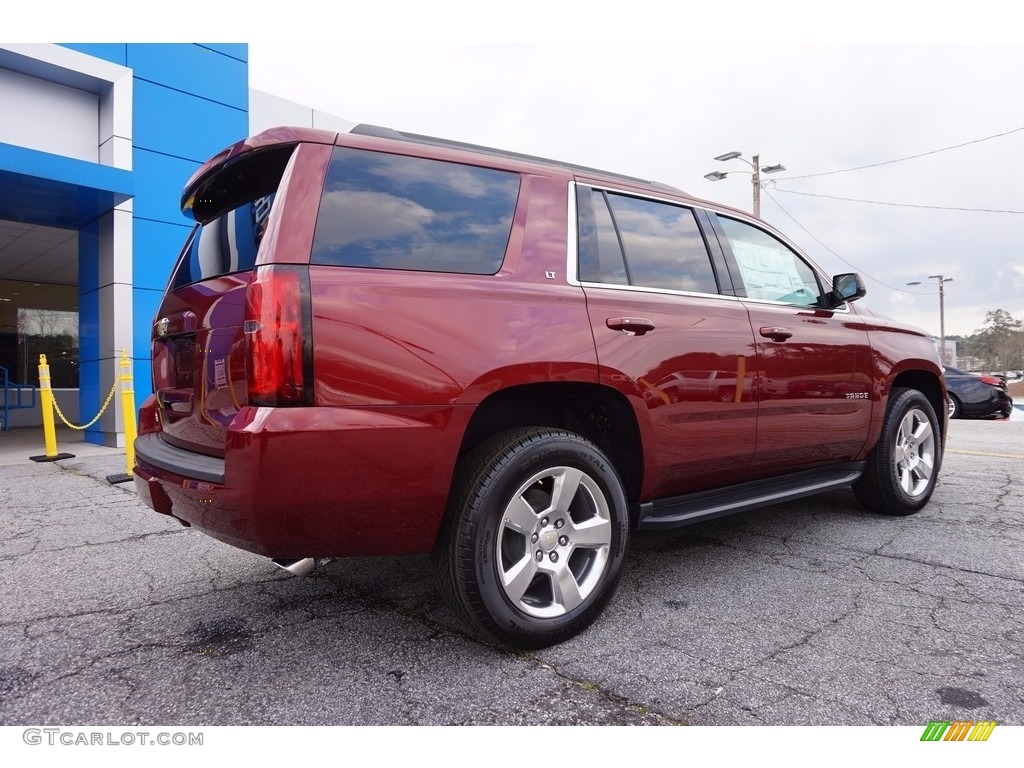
[{"x1": 635, "y1": 463, "x2": 865, "y2": 530}]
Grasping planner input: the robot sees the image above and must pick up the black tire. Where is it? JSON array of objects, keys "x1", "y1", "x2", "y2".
[
  {"x1": 948, "y1": 394, "x2": 961, "y2": 419},
  {"x1": 854, "y1": 387, "x2": 941, "y2": 516},
  {"x1": 434, "y1": 428, "x2": 630, "y2": 649}
]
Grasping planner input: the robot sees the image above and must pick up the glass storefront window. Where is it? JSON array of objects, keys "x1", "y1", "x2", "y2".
[{"x1": 0, "y1": 281, "x2": 78, "y2": 388}]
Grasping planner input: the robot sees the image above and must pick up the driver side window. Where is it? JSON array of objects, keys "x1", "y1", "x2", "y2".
[{"x1": 717, "y1": 216, "x2": 821, "y2": 306}]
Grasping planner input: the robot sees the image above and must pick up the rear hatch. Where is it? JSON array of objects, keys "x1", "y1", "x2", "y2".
[{"x1": 152, "y1": 141, "x2": 306, "y2": 457}]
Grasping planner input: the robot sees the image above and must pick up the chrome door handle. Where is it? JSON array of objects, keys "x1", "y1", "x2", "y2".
[
  {"x1": 606, "y1": 317, "x2": 656, "y2": 336},
  {"x1": 759, "y1": 326, "x2": 793, "y2": 341}
]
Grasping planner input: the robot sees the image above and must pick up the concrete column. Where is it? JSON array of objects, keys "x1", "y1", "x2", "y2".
[{"x1": 80, "y1": 201, "x2": 132, "y2": 446}]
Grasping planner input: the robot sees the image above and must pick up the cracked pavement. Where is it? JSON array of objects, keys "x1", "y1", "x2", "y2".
[{"x1": 1, "y1": 419, "x2": 1021, "y2": 725}]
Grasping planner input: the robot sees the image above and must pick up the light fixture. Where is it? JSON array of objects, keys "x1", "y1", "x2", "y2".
[{"x1": 705, "y1": 151, "x2": 787, "y2": 218}]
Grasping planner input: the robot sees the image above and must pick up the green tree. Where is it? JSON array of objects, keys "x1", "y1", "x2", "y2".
[{"x1": 974, "y1": 309, "x2": 1023, "y2": 371}]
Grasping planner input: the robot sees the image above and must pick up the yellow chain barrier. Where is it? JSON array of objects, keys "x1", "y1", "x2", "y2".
[
  {"x1": 33, "y1": 351, "x2": 138, "y2": 478},
  {"x1": 50, "y1": 373, "x2": 119, "y2": 430}
]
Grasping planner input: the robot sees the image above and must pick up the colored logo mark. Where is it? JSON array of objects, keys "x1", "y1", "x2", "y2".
[{"x1": 920, "y1": 720, "x2": 997, "y2": 741}]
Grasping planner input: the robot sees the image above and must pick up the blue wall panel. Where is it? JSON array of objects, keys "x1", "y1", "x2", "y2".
[
  {"x1": 200, "y1": 44, "x2": 247, "y2": 62},
  {"x1": 77, "y1": 288, "x2": 99, "y2": 364},
  {"x1": 59, "y1": 43, "x2": 127, "y2": 66},
  {"x1": 0, "y1": 144, "x2": 133, "y2": 229},
  {"x1": 133, "y1": 287, "x2": 163, "y2": 338},
  {"x1": 78, "y1": 272, "x2": 99, "y2": 446},
  {"x1": 134, "y1": 218, "x2": 193, "y2": 291},
  {"x1": 134, "y1": 79, "x2": 247, "y2": 162},
  {"x1": 132, "y1": 148, "x2": 199, "y2": 224},
  {"x1": 133, "y1": 286, "x2": 162, "y2": 391},
  {"x1": 134, "y1": 355, "x2": 153, "y2": 401},
  {"x1": 77, "y1": 218, "x2": 100, "y2": 295},
  {"x1": 127, "y1": 44, "x2": 248, "y2": 111}
]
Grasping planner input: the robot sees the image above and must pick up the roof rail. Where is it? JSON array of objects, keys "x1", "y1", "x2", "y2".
[{"x1": 349, "y1": 124, "x2": 687, "y2": 195}]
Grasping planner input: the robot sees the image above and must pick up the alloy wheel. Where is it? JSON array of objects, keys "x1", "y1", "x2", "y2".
[{"x1": 495, "y1": 466, "x2": 612, "y2": 619}]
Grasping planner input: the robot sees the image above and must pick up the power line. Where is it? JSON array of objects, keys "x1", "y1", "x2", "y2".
[
  {"x1": 760, "y1": 188, "x2": 932, "y2": 295},
  {"x1": 775, "y1": 125, "x2": 1024, "y2": 181},
  {"x1": 770, "y1": 186, "x2": 1024, "y2": 214}
]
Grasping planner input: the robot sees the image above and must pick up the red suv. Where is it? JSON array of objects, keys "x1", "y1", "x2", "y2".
[{"x1": 134, "y1": 125, "x2": 946, "y2": 648}]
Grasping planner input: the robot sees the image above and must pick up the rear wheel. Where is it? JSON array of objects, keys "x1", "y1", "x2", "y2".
[
  {"x1": 854, "y1": 387, "x2": 941, "y2": 515},
  {"x1": 434, "y1": 428, "x2": 630, "y2": 649}
]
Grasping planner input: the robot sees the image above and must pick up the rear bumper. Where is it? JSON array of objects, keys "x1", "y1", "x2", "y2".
[
  {"x1": 136, "y1": 435, "x2": 224, "y2": 484},
  {"x1": 962, "y1": 389, "x2": 1013, "y2": 419},
  {"x1": 998, "y1": 392, "x2": 1013, "y2": 418},
  {"x1": 133, "y1": 402, "x2": 465, "y2": 558}
]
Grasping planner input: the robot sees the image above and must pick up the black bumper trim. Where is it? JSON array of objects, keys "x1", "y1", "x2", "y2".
[{"x1": 135, "y1": 433, "x2": 226, "y2": 485}]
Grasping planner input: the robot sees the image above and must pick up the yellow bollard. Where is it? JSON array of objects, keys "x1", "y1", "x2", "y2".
[
  {"x1": 39, "y1": 354, "x2": 57, "y2": 457},
  {"x1": 119, "y1": 349, "x2": 136, "y2": 477},
  {"x1": 106, "y1": 349, "x2": 137, "y2": 484},
  {"x1": 29, "y1": 354, "x2": 75, "y2": 462}
]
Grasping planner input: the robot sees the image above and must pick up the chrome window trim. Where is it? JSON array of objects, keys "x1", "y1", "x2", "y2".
[
  {"x1": 566, "y1": 180, "x2": 580, "y2": 286},
  {"x1": 578, "y1": 279, "x2": 744, "y2": 303},
  {"x1": 738, "y1": 295, "x2": 852, "y2": 314}
]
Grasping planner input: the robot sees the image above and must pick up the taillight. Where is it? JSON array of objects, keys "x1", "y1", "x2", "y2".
[
  {"x1": 244, "y1": 265, "x2": 313, "y2": 406},
  {"x1": 978, "y1": 375, "x2": 1003, "y2": 388}
]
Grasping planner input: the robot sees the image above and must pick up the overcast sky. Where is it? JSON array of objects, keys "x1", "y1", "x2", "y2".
[
  {"x1": 247, "y1": 35, "x2": 1024, "y2": 341},
  {"x1": 19, "y1": 2, "x2": 1024, "y2": 341}
]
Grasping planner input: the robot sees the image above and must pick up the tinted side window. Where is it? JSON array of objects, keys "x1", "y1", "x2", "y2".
[
  {"x1": 584, "y1": 192, "x2": 717, "y2": 294},
  {"x1": 170, "y1": 193, "x2": 275, "y2": 290},
  {"x1": 717, "y1": 216, "x2": 821, "y2": 306},
  {"x1": 578, "y1": 188, "x2": 629, "y2": 284},
  {"x1": 311, "y1": 147, "x2": 520, "y2": 275}
]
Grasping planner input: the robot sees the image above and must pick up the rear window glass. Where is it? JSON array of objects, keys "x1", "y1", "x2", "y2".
[
  {"x1": 169, "y1": 193, "x2": 275, "y2": 290},
  {"x1": 311, "y1": 147, "x2": 520, "y2": 274}
]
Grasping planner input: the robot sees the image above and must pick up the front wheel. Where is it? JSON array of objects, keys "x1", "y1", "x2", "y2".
[
  {"x1": 434, "y1": 428, "x2": 630, "y2": 649},
  {"x1": 854, "y1": 387, "x2": 941, "y2": 516}
]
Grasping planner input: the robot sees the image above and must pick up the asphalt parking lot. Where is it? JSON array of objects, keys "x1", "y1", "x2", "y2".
[{"x1": 1, "y1": 419, "x2": 1021, "y2": 726}]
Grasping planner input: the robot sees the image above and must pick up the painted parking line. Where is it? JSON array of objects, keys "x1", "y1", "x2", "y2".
[{"x1": 947, "y1": 448, "x2": 1024, "y2": 460}]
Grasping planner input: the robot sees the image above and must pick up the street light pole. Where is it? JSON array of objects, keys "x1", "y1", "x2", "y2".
[
  {"x1": 704, "y1": 151, "x2": 786, "y2": 219},
  {"x1": 751, "y1": 154, "x2": 761, "y2": 218},
  {"x1": 907, "y1": 275, "x2": 954, "y2": 364}
]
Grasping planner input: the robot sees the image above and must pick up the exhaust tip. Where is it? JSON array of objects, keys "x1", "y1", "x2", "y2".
[{"x1": 271, "y1": 557, "x2": 317, "y2": 577}]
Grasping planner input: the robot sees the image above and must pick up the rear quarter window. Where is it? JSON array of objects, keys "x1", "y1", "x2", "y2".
[{"x1": 311, "y1": 147, "x2": 520, "y2": 275}]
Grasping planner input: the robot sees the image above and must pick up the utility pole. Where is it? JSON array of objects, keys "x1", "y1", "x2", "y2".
[
  {"x1": 751, "y1": 154, "x2": 761, "y2": 218},
  {"x1": 908, "y1": 275, "x2": 954, "y2": 365},
  {"x1": 705, "y1": 152, "x2": 785, "y2": 219}
]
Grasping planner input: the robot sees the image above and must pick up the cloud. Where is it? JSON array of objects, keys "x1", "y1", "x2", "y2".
[{"x1": 251, "y1": 42, "x2": 1024, "y2": 334}]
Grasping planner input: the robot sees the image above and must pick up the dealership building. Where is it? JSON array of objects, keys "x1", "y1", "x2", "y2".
[{"x1": 0, "y1": 43, "x2": 352, "y2": 445}]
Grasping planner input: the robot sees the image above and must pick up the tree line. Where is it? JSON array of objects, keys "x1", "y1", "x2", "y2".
[{"x1": 949, "y1": 309, "x2": 1023, "y2": 372}]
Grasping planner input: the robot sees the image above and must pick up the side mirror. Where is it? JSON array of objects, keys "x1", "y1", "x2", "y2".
[{"x1": 828, "y1": 273, "x2": 866, "y2": 308}]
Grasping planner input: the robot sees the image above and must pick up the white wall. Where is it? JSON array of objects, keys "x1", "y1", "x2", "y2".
[
  {"x1": 0, "y1": 67, "x2": 99, "y2": 162},
  {"x1": 249, "y1": 88, "x2": 355, "y2": 135}
]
